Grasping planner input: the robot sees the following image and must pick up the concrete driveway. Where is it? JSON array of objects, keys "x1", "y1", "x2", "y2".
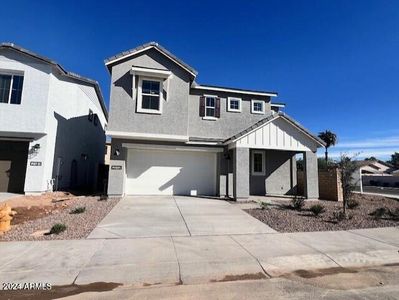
[{"x1": 88, "y1": 196, "x2": 275, "y2": 239}]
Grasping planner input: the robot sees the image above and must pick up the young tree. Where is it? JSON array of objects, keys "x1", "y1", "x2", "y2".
[
  {"x1": 338, "y1": 154, "x2": 358, "y2": 216},
  {"x1": 389, "y1": 152, "x2": 399, "y2": 168},
  {"x1": 318, "y1": 130, "x2": 338, "y2": 164}
]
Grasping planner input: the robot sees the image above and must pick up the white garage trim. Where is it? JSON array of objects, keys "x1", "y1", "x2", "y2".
[{"x1": 122, "y1": 143, "x2": 223, "y2": 153}]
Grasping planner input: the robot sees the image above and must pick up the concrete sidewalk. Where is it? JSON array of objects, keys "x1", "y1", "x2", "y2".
[{"x1": 1, "y1": 227, "x2": 398, "y2": 288}]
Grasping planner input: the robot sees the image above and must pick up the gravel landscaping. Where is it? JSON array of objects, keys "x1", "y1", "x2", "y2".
[
  {"x1": 0, "y1": 196, "x2": 119, "y2": 241},
  {"x1": 245, "y1": 194, "x2": 399, "y2": 232}
]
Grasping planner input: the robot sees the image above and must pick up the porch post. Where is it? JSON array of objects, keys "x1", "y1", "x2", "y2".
[
  {"x1": 233, "y1": 147, "x2": 250, "y2": 200},
  {"x1": 303, "y1": 151, "x2": 319, "y2": 199}
]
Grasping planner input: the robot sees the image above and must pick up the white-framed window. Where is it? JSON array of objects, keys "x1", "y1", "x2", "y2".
[
  {"x1": 251, "y1": 150, "x2": 265, "y2": 176},
  {"x1": 0, "y1": 73, "x2": 24, "y2": 105},
  {"x1": 205, "y1": 96, "x2": 216, "y2": 118},
  {"x1": 251, "y1": 99, "x2": 265, "y2": 114},
  {"x1": 227, "y1": 97, "x2": 241, "y2": 112},
  {"x1": 137, "y1": 77, "x2": 163, "y2": 114}
]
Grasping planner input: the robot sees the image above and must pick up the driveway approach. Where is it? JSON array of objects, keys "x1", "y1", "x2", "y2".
[{"x1": 88, "y1": 196, "x2": 275, "y2": 238}]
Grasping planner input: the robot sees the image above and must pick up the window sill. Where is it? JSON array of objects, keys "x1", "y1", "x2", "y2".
[
  {"x1": 202, "y1": 116, "x2": 218, "y2": 121},
  {"x1": 252, "y1": 172, "x2": 266, "y2": 176},
  {"x1": 227, "y1": 109, "x2": 241, "y2": 113},
  {"x1": 137, "y1": 108, "x2": 162, "y2": 115},
  {"x1": 251, "y1": 111, "x2": 265, "y2": 115}
]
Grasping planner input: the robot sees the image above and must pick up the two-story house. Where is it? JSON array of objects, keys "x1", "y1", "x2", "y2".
[
  {"x1": 0, "y1": 43, "x2": 108, "y2": 194},
  {"x1": 106, "y1": 42, "x2": 324, "y2": 200}
]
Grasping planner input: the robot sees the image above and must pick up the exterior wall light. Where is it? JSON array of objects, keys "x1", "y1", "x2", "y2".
[{"x1": 114, "y1": 149, "x2": 120, "y2": 156}]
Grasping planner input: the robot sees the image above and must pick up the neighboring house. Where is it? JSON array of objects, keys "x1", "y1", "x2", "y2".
[
  {"x1": 105, "y1": 42, "x2": 325, "y2": 200},
  {"x1": 352, "y1": 160, "x2": 398, "y2": 189},
  {"x1": 0, "y1": 43, "x2": 108, "y2": 194}
]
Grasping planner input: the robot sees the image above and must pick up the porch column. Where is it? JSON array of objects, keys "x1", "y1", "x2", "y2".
[
  {"x1": 303, "y1": 151, "x2": 319, "y2": 199},
  {"x1": 233, "y1": 147, "x2": 249, "y2": 200},
  {"x1": 107, "y1": 140, "x2": 126, "y2": 197}
]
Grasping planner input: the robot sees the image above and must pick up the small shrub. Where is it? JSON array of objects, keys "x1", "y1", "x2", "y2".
[
  {"x1": 291, "y1": 197, "x2": 305, "y2": 210},
  {"x1": 332, "y1": 211, "x2": 346, "y2": 222},
  {"x1": 370, "y1": 207, "x2": 389, "y2": 220},
  {"x1": 99, "y1": 195, "x2": 108, "y2": 201},
  {"x1": 388, "y1": 208, "x2": 399, "y2": 221},
  {"x1": 260, "y1": 202, "x2": 270, "y2": 210},
  {"x1": 70, "y1": 206, "x2": 86, "y2": 214},
  {"x1": 347, "y1": 199, "x2": 359, "y2": 209},
  {"x1": 309, "y1": 204, "x2": 325, "y2": 217},
  {"x1": 49, "y1": 223, "x2": 67, "y2": 235},
  {"x1": 383, "y1": 182, "x2": 390, "y2": 187},
  {"x1": 394, "y1": 182, "x2": 399, "y2": 188}
]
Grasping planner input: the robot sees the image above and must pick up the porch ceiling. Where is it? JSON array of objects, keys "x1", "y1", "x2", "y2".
[{"x1": 225, "y1": 112, "x2": 324, "y2": 152}]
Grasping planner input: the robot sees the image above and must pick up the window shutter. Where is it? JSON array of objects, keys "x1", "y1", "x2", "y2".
[
  {"x1": 215, "y1": 97, "x2": 221, "y2": 118},
  {"x1": 199, "y1": 96, "x2": 205, "y2": 117}
]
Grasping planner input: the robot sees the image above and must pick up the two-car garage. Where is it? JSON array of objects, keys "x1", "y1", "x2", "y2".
[{"x1": 125, "y1": 147, "x2": 218, "y2": 196}]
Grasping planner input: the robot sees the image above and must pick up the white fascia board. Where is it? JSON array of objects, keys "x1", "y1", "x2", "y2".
[
  {"x1": 193, "y1": 85, "x2": 278, "y2": 97},
  {"x1": 106, "y1": 131, "x2": 189, "y2": 142},
  {"x1": 130, "y1": 66, "x2": 172, "y2": 78},
  {"x1": 271, "y1": 103, "x2": 285, "y2": 108},
  {"x1": 106, "y1": 46, "x2": 197, "y2": 77},
  {"x1": 122, "y1": 143, "x2": 223, "y2": 153},
  {"x1": 185, "y1": 141, "x2": 220, "y2": 146}
]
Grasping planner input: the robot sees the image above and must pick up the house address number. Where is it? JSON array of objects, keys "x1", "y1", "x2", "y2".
[
  {"x1": 30, "y1": 161, "x2": 42, "y2": 166},
  {"x1": 111, "y1": 165, "x2": 122, "y2": 170}
]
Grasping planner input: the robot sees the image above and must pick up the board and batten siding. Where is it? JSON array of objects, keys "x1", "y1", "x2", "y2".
[{"x1": 232, "y1": 116, "x2": 319, "y2": 152}]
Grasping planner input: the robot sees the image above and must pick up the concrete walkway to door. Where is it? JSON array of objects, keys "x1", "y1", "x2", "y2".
[{"x1": 88, "y1": 196, "x2": 276, "y2": 239}]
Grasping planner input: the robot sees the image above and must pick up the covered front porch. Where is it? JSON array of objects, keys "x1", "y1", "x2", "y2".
[{"x1": 219, "y1": 113, "x2": 325, "y2": 200}]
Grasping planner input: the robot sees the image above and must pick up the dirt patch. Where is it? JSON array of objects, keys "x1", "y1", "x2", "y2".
[
  {"x1": 0, "y1": 282, "x2": 121, "y2": 300},
  {"x1": 290, "y1": 267, "x2": 357, "y2": 279},
  {"x1": 0, "y1": 195, "x2": 120, "y2": 241},
  {"x1": 245, "y1": 194, "x2": 399, "y2": 232},
  {"x1": 211, "y1": 272, "x2": 267, "y2": 283},
  {"x1": 4, "y1": 191, "x2": 75, "y2": 208},
  {"x1": 11, "y1": 205, "x2": 67, "y2": 225},
  {"x1": 281, "y1": 265, "x2": 399, "y2": 290}
]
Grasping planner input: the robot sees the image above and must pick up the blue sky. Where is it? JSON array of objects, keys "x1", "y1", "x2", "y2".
[{"x1": 1, "y1": 0, "x2": 398, "y2": 160}]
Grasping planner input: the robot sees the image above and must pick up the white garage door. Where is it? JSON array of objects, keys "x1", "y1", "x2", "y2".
[{"x1": 126, "y1": 149, "x2": 217, "y2": 195}]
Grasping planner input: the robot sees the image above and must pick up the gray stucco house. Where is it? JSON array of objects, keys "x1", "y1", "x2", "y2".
[
  {"x1": 106, "y1": 42, "x2": 324, "y2": 200},
  {"x1": 0, "y1": 43, "x2": 108, "y2": 194}
]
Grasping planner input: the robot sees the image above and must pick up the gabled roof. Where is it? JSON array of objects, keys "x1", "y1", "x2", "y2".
[
  {"x1": 0, "y1": 43, "x2": 108, "y2": 120},
  {"x1": 223, "y1": 111, "x2": 326, "y2": 147},
  {"x1": 104, "y1": 42, "x2": 198, "y2": 78}
]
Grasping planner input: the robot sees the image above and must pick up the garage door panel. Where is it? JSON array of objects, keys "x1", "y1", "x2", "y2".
[{"x1": 126, "y1": 149, "x2": 216, "y2": 195}]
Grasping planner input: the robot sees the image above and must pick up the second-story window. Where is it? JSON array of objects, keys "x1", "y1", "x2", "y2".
[
  {"x1": 0, "y1": 73, "x2": 24, "y2": 105},
  {"x1": 205, "y1": 97, "x2": 216, "y2": 117},
  {"x1": 227, "y1": 97, "x2": 242, "y2": 112},
  {"x1": 137, "y1": 78, "x2": 163, "y2": 114},
  {"x1": 199, "y1": 96, "x2": 220, "y2": 119},
  {"x1": 251, "y1": 99, "x2": 265, "y2": 114}
]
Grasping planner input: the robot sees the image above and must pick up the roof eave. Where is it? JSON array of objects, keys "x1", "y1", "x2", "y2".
[{"x1": 104, "y1": 42, "x2": 198, "y2": 78}]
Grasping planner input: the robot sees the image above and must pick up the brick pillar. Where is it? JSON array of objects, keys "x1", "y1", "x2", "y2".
[
  {"x1": 233, "y1": 147, "x2": 250, "y2": 200},
  {"x1": 303, "y1": 151, "x2": 319, "y2": 199}
]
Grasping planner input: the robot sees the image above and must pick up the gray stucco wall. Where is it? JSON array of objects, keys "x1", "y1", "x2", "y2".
[
  {"x1": 304, "y1": 151, "x2": 319, "y2": 199},
  {"x1": 107, "y1": 47, "x2": 274, "y2": 140},
  {"x1": 188, "y1": 89, "x2": 271, "y2": 139},
  {"x1": 250, "y1": 150, "x2": 297, "y2": 196},
  {"x1": 107, "y1": 48, "x2": 191, "y2": 136}
]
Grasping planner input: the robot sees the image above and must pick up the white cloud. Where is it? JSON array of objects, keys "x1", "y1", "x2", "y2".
[{"x1": 334, "y1": 136, "x2": 399, "y2": 149}]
